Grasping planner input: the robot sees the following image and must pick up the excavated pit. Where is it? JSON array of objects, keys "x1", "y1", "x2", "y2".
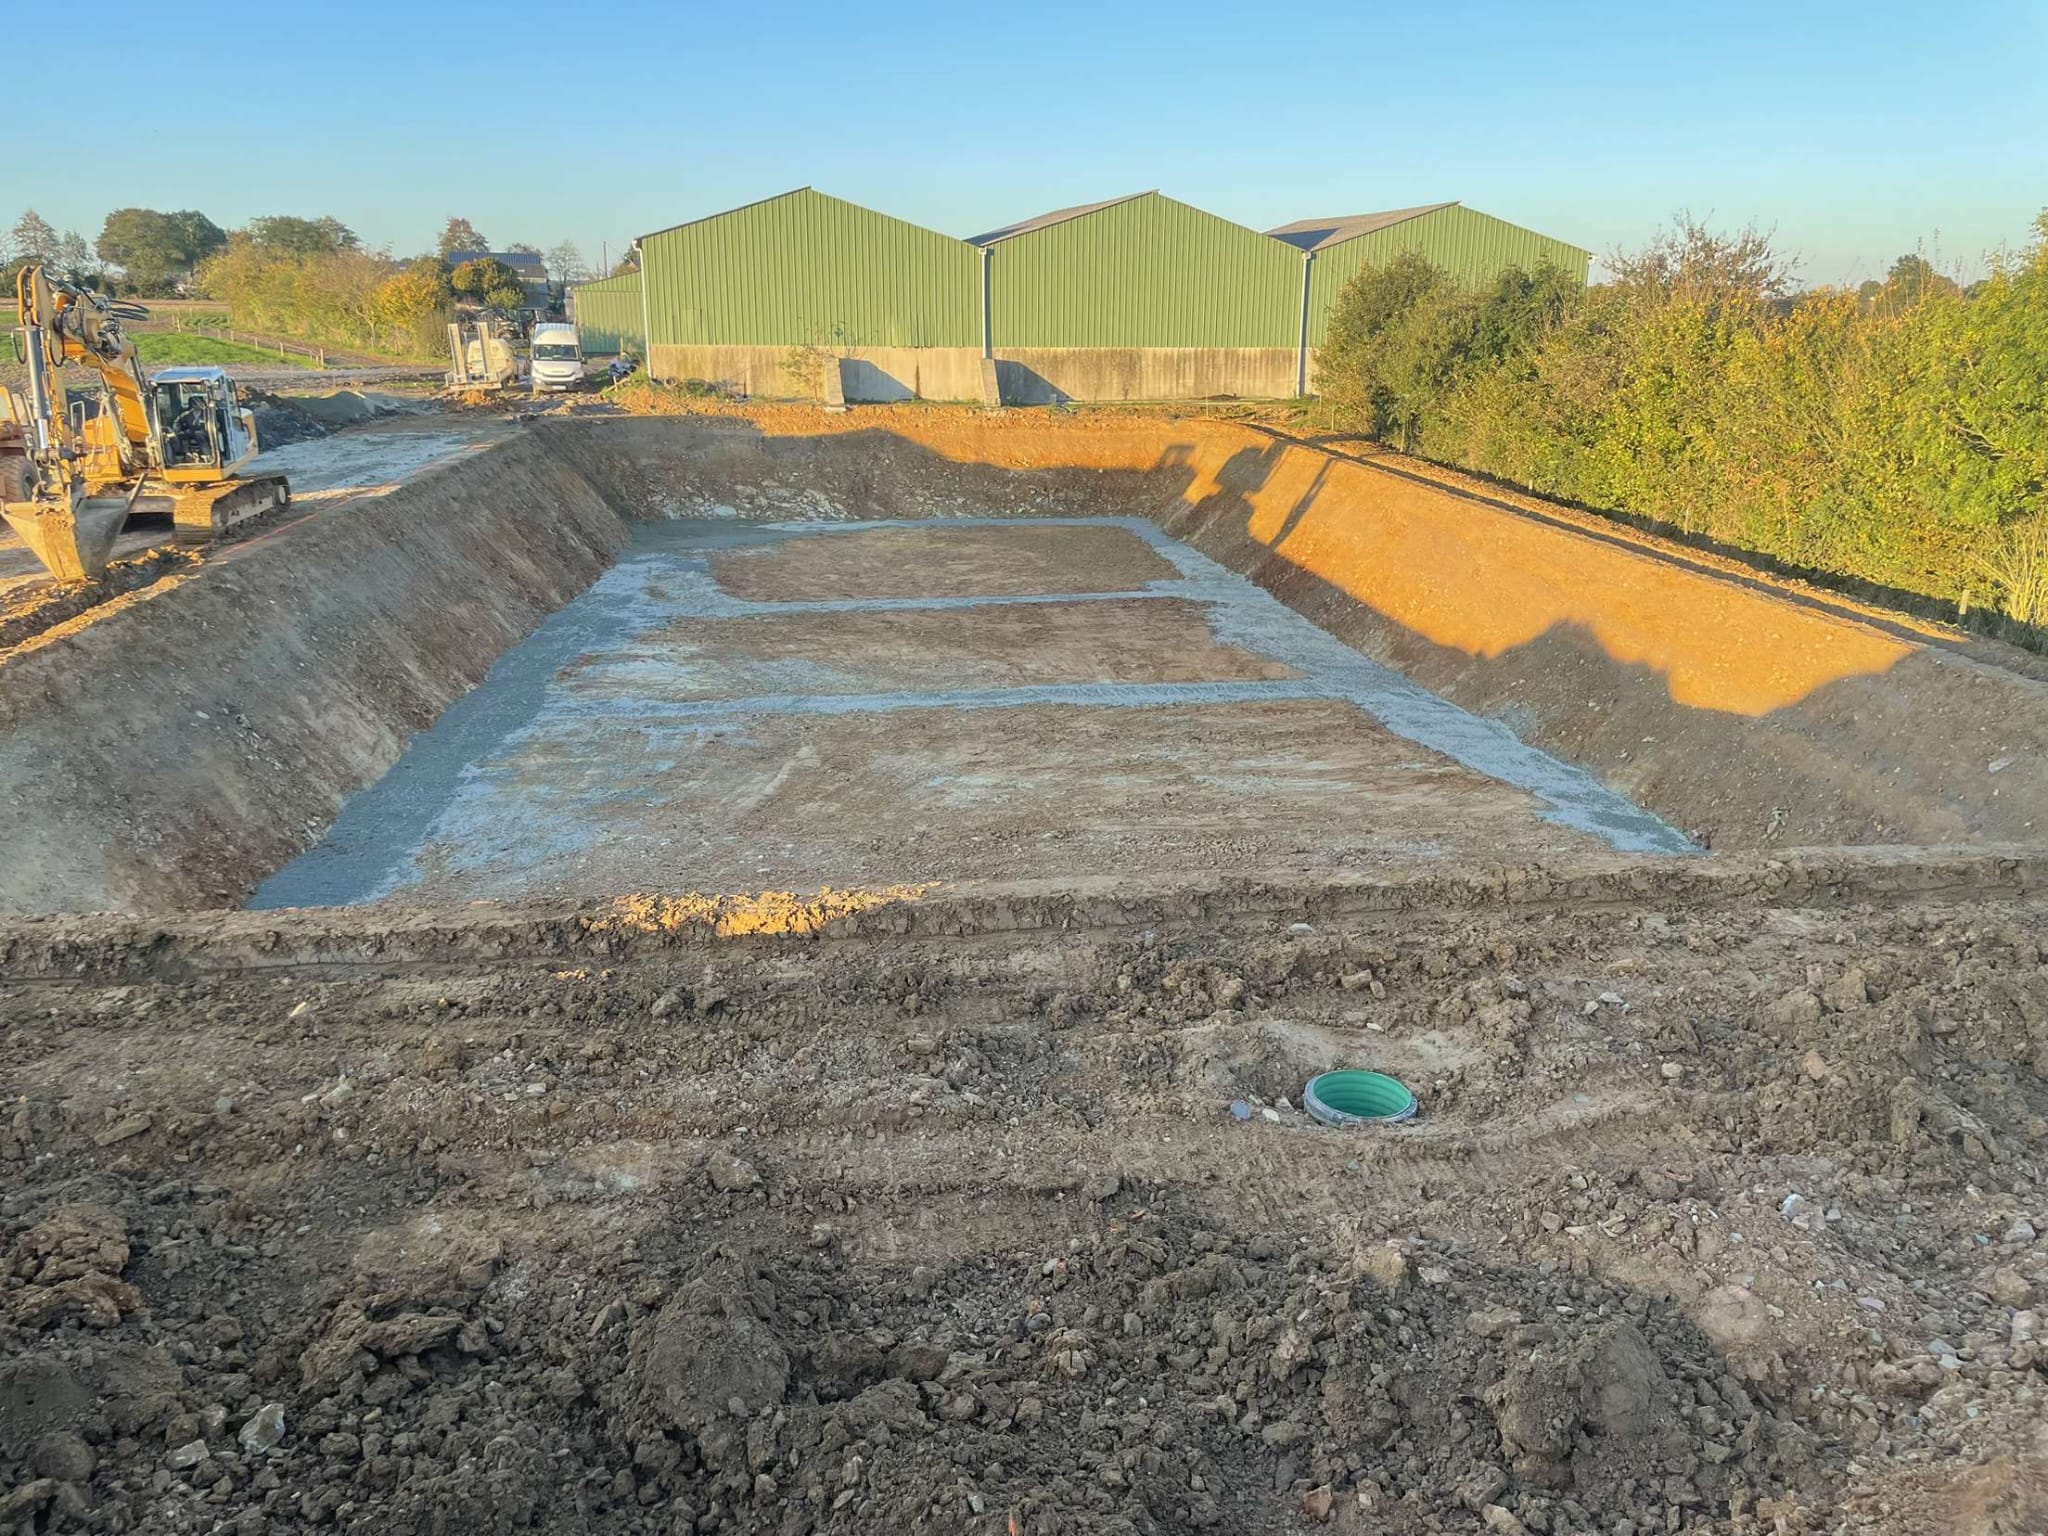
[
  {"x1": 251, "y1": 513, "x2": 1686, "y2": 910},
  {"x1": 6, "y1": 409, "x2": 2044, "y2": 916},
  {"x1": 2, "y1": 407, "x2": 2046, "y2": 1536}
]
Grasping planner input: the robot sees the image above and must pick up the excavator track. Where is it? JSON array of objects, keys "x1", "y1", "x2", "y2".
[{"x1": 171, "y1": 474, "x2": 291, "y2": 548}]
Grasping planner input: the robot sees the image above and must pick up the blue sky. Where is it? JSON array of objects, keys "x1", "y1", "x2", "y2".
[{"x1": 7, "y1": 0, "x2": 2042, "y2": 284}]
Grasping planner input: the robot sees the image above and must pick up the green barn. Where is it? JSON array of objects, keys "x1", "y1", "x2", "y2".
[
  {"x1": 637, "y1": 188, "x2": 982, "y2": 399},
  {"x1": 613, "y1": 187, "x2": 1588, "y2": 401},
  {"x1": 1269, "y1": 202, "x2": 1592, "y2": 348},
  {"x1": 972, "y1": 192, "x2": 1301, "y2": 400},
  {"x1": 565, "y1": 272, "x2": 643, "y2": 357}
]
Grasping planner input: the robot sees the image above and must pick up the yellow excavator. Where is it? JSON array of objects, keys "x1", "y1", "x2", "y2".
[{"x1": 1, "y1": 265, "x2": 289, "y2": 581}]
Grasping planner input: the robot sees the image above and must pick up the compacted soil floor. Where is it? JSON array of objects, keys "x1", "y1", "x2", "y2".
[
  {"x1": 254, "y1": 516, "x2": 1682, "y2": 909},
  {"x1": 2, "y1": 854, "x2": 2044, "y2": 1534}
]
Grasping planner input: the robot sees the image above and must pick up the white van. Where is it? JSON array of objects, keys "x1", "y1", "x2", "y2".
[{"x1": 529, "y1": 323, "x2": 585, "y2": 392}]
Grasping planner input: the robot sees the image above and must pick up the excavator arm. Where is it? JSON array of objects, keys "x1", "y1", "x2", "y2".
[
  {"x1": 1, "y1": 265, "x2": 164, "y2": 578},
  {"x1": 14, "y1": 264, "x2": 158, "y2": 477}
]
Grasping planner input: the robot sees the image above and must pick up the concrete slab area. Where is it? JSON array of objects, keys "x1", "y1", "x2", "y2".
[
  {"x1": 709, "y1": 522, "x2": 1180, "y2": 600},
  {"x1": 566, "y1": 598, "x2": 1300, "y2": 703},
  {"x1": 254, "y1": 516, "x2": 1689, "y2": 908}
]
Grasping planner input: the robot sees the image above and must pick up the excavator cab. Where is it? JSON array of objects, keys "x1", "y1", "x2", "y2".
[{"x1": 150, "y1": 368, "x2": 260, "y2": 478}]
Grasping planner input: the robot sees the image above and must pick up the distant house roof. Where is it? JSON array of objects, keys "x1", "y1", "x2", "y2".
[
  {"x1": 968, "y1": 192, "x2": 1154, "y2": 247},
  {"x1": 446, "y1": 249, "x2": 547, "y2": 272},
  {"x1": 444, "y1": 249, "x2": 551, "y2": 308},
  {"x1": 1264, "y1": 204, "x2": 1460, "y2": 253}
]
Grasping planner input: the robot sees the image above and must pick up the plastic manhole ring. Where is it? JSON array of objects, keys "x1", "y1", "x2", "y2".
[{"x1": 1304, "y1": 1070, "x2": 1417, "y2": 1127}]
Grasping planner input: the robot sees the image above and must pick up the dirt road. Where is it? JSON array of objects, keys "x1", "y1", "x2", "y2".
[
  {"x1": 219, "y1": 366, "x2": 443, "y2": 390},
  {"x1": 0, "y1": 417, "x2": 502, "y2": 647}
]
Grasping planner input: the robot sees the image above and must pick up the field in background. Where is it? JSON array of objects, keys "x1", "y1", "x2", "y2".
[
  {"x1": 134, "y1": 299, "x2": 230, "y2": 329},
  {"x1": 133, "y1": 332, "x2": 317, "y2": 369}
]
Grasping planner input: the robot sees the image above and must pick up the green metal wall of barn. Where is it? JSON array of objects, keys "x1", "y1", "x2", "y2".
[
  {"x1": 984, "y1": 194, "x2": 1299, "y2": 349},
  {"x1": 1303, "y1": 204, "x2": 1590, "y2": 346},
  {"x1": 567, "y1": 273, "x2": 643, "y2": 355},
  {"x1": 641, "y1": 188, "x2": 979, "y2": 349}
]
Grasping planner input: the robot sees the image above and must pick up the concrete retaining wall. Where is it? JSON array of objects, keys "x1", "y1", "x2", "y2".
[
  {"x1": 650, "y1": 345, "x2": 1299, "y2": 403},
  {"x1": 995, "y1": 348, "x2": 1298, "y2": 403},
  {"x1": 0, "y1": 434, "x2": 629, "y2": 913},
  {"x1": 650, "y1": 345, "x2": 988, "y2": 403}
]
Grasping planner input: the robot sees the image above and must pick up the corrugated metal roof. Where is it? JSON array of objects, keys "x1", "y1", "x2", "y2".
[
  {"x1": 968, "y1": 192, "x2": 1155, "y2": 247},
  {"x1": 1265, "y1": 204, "x2": 1459, "y2": 253},
  {"x1": 635, "y1": 188, "x2": 815, "y2": 245},
  {"x1": 986, "y1": 192, "x2": 1298, "y2": 349},
  {"x1": 639, "y1": 187, "x2": 980, "y2": 349}
]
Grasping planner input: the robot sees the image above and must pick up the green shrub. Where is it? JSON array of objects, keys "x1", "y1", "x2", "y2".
[{"x1": 1312, "y1": 212, "x2": 2048, "y2": 632}]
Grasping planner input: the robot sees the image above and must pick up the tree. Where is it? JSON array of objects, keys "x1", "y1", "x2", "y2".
[
  {"x1": 1315, "y1": 251, "x2": 1463, "y2": 446},
  {"x1": 1603, "y1": 216, "x2": 1792, "y2": 310},
  {"x1": 196, "y1": 239, "x2": 447, "y2": 361},
  {"x1": 437, "y1": 217, "x2": 488, "y2": 260},
  {"x1": 545, "y1": 241, "x2": 589, "y2": 283},
  {"x1": 96, "y1": 208, "x2": 226, "y2": 293},
  {"x1": 1310, "y1": 207, "x2": 2048, "y2": 630},
  {"x1": 7, "y1": 209, "x2": 60, "y2": 268},
  {"x1": 54, "y1": 230, "x2": 100, "y2": 284},
  {"x1": 373, "y1": 262, "x2": 452, "y2": 350},
  {"x1": 171, "y1": 211, "x2": 228, "y2": 271},
  {"x1": 1866, "y1": 252, "x2": 1961, "y2": 313},
  {"x1": 506, "y1": 241, "x2": 541, "y2": 257},
  {"x1": 450, "y1": 257, "x2": 528, "y2": 310},
  {"x1": 246, "y1": 215, "x2": 358, "y2": 258},
  {"x1": 1889, "y1": 218, "x2": 2048, "y2": 621}
]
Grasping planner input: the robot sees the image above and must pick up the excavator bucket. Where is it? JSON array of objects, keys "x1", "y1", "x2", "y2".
[{"x1": 1, "y1": 496, "x2": 128, "y2": 583}]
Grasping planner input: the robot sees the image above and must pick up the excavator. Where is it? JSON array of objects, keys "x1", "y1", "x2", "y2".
[{"x1": 1, "y1": 265, "x2": 289, "y2": 582}]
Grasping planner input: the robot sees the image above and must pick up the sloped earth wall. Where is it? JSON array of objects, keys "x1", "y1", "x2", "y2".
[
  {"x1": 0, "y1": 432, "x2": 627, "y2": 913},
  {"x1": 2, "y1": 406, "x2": 2045, "y2": 914}
]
